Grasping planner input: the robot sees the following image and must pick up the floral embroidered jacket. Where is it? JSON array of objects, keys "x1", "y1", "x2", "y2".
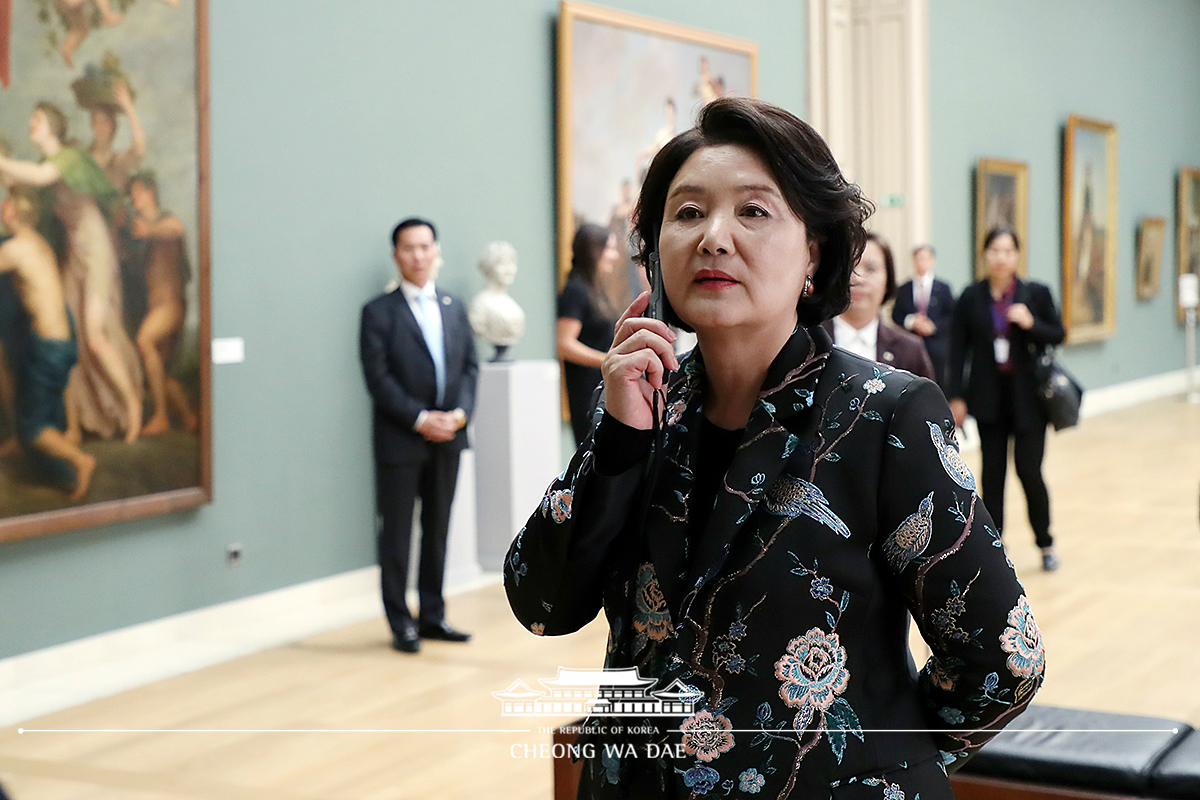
[{"x1": 505, "y1": 325, "x2": 1044, "y2": 800}]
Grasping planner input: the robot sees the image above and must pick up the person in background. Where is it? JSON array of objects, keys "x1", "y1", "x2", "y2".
[
  {"x1": 507, "y1": 99, "x2": 1042, "y2": 798},
  {"x1": 948, "y1": 225, "x2": 1065, "y2": 571},
  {"x1": 360, "y1": 218, "x2": 479, "y2": 653},
  {"x1": 826, "y1": 231, "x2": 935, "y2": 380},
  {"x1": 557, "y1": 222, "x2": 620, "y2": 445},
  {"x1": 893, "y1": 243, "x2": 954, "y2": 388}
]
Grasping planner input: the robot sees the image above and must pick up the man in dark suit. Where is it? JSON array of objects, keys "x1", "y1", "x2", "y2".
[
  {"x1": 360, "y1": 218, "x2": 479, "y2": 653},
  {"x1": 891, "y1": 244, "x2": 954, "y2": 388}
]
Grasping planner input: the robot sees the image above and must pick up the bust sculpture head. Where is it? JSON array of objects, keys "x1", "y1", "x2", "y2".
[
  {"x1": 479, "y1": 241, "x2": 518, "y2": 289},
  {"x1": 470, "y1": 241, "x2": 526, "y2": 360}
]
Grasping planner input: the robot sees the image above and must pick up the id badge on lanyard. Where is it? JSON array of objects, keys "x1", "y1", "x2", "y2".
[{"x1": 994, "y1": 337, "x2": 1010, "y2": 365}]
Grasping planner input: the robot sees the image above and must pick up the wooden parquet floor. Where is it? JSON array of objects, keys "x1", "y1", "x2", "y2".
[{"x1": 2, "y1": 397, "x2": 1198, "y2": 799}]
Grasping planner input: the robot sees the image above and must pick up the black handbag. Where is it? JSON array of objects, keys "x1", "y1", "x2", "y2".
[{"x1": 1031, "y1": 346, "x2": 1083, "y2": 431}]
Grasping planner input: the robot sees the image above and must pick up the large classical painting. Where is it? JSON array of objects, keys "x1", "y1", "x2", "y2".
[
  {"x1": 556, "y1": 1, "x2": 757, "y2": 307},
  {"x1": 1061, "y1": 115, "x2": 1117, "y2": 342},
  {"x1": 974, "y1": 158, "x2": 1028, "y2": 280},
  {"x1": 0, "y1": 0, "x2": 210, "y2": 542},
  {"x1": 1178, "y1": 167, "x2": 1200, "y2": 322}
]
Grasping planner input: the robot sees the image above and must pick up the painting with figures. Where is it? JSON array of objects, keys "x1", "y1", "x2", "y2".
[
  {"x1": 556, "y1": 1, "x2": 757, "y2": 309},
  {"x1": 0, "y1": 0, "x2": 210, "y2": 541}
]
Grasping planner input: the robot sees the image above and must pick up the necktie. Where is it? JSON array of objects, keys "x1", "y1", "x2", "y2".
[
  {"x1": 916, "y1": 281, "x2": 929, "y2": 314},
  {"x1": 416, "y1": 292, "x2": 446, "y2": 406}
]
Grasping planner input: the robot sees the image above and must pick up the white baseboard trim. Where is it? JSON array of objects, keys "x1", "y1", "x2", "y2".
[
  {"x1": 1078, "y1": 368, "x2": 1191, "y2": 418},
  {"x1": 0, "y1": 566, "x2": 502, "y2": 727}
]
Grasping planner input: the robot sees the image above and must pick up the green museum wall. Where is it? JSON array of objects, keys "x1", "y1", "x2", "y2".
[
  {"x1": 927, "y1": 0, "x2": 1200, "y2": 389},
  {"x1": 0, "y1": 0, "x2": 807, "y2": 659}
]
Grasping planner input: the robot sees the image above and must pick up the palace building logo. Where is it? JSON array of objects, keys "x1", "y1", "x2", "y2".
[{"x1": 493, "y1": 667, "x2": 703, "y2": 718}]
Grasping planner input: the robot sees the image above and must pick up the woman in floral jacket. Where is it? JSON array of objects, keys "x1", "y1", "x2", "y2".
[{"x1": 505, "y1": 98, "x2": 1043, "y2": 800}]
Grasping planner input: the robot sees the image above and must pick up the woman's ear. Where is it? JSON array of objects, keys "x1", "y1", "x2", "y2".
[{"x1": 806, "y1": 237, "x2": 821, "y2": 278}]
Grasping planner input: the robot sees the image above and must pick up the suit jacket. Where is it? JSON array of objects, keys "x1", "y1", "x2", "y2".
[
  {"x1": 947, "y1": 278, "x2": 1065, "y2": 431},
  {"x1": 892, "y1": 277, "x2": 954, "y2": 372},
  {"x1": 823, "y1": 317, "x2": 936, "y2": 381},
  {"x1": 506, "y1": 326, "x2": 1041, "y2": 799},
  {"x1": 360, "y1": 286, "x2": 479, "y2": 465}
]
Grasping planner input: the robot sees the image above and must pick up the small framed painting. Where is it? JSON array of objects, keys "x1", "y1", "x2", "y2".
[
  {"x1": 974, "y1": 158, "x2": 1029, "y2": 279},
  {"x1": 1062, "y1": 115, "x2": 1118, "y2": 342},
  {"x1": 1135, "y1": 216, "x2": 1165, "y2": 300}
]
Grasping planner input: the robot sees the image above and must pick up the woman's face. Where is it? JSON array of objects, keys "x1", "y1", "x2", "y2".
[
  {"x1": 985, "y1": 233, "x2": 1019, "y2": 283},
  {"x1": 597, "y1": 234, "x2": 620, "y2": 275},
  {"x1": 658, "y1": 143, "x2": 816, "y2": 337},
  {"x1": 848, "y1": 239, "x2": 888, "y2": 316}
]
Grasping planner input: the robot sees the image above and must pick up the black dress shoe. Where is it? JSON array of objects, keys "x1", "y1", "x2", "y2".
[
  {"x1": 417, "y1": 620, "x2": 472, "y2": 642},
  {"x1": 391, "y1": 626, "x2": 421, "y2": 653}
]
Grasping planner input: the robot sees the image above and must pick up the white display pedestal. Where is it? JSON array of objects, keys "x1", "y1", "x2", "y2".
[{"x1": 472, "y1": 360, "x2": 563, "y2": 571}]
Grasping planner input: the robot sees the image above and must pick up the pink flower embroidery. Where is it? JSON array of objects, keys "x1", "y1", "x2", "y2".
[
  {"x1": 999, "y1": 595, "x2": 1045, "y2": 679},
  {"x1": 547, "y1": 489, "x2": 572, "y2": 523},
  {"x1": 680, "y1": 709, "x2": 735, "y2": 762},
  {"x1": 531, "y1": 623, "x2": 545, "y2": 636},
  {"x1": 774, "y1": 628, "x2": 850, "y2": 711}
]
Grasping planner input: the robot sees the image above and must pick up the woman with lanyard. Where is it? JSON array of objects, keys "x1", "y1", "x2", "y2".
[{"x1": 948, "y1": 225, "x2": 1066, "y2": 571}]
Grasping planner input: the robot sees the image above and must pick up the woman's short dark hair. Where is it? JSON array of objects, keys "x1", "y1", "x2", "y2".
[
  {"x1": 983, "y1": 224, "x2": 1020, "y2": 252},
  {"x1": 865, "y1": 232, "x2": 897, "y2": 303},
  {"x1": 632, "y1": 97, "x2": 872, "y2": 329}
]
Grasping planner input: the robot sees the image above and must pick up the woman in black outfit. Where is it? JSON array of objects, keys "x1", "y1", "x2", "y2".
[
  {"x1": 508, "y1": 100, "x2": 1041, "y2": 799},
  {"x1": 557, "y1": 222, "x2": 621, "y2": 444},
  {"x1": 948, "y1": 226, "x2": 1065, "y2": 571}
]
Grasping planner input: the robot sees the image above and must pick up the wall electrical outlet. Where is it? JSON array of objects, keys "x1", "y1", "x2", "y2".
[{"x1": 226, "y1": 544, "x2": 243, "y2": 566}]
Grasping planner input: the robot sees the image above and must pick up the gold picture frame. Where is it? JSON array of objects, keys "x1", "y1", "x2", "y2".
[
  {"x1": 1177, "y1": 167, "x2": 1200, "y2": 322},
  {"x1": 974, "y1": 158, "x2": 1029, "y2": 280},
  {"x1": 0, "y1": 0, "x2": 212, "y2": 542},
  {"x1": 1135, "y1": 216, "x2": 1165, "y2": 301},
  {"x1": 556, "y1": 1, "x2": 757, "y2": 305},
  {"x1": 1062, "y1": 114, "x2": 1118, "y2": 342}
]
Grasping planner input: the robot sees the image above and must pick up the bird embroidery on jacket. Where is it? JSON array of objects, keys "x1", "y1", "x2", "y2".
[
  {"x1": 927, "y1": 421, "x2": 976, "y2": 491},
  {"x1": 764, "y1": 475, "x2": 851, "y2": 538},
  {"x1": 882, "y1": 491, "x2": 936, "y2": 572}
]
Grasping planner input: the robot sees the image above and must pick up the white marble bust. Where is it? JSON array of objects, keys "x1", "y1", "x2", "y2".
[{"x1": 469, "y1": 241, "x2": 526, "y2": 360}]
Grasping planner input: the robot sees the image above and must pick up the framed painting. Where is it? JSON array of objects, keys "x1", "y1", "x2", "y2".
[
  {"x1": 556, "y1": 0, "x2": 757, "y2": 308},
  {"x1": 1135, "y1": 216, "x2": 1165, "y2": 300},
  {"x1": 0, "y1": 0, "x2": 211, "y2": 542},
  {"x1": 1061, "y1": 115, "x2": 1117, "y2": 342},
  {"x1": 974, "y1": 158, "x2": 1028, "y2": 280},
  {"x1": 1178, "y1": 167, "x2": 1200, "y2": 322}
]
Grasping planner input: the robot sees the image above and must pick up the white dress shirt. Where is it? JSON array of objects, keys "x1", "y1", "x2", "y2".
[
  {"x1": 832, "y1": 315, "x2": 878, "y2": 362},
  {"x1": 400, "y1": 279, "x2": 448, "y2": 432}
]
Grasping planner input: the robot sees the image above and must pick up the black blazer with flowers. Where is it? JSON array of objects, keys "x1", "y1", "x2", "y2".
[{"x1": 506, "y1": 326, "x2": 1042, "y2": 800}]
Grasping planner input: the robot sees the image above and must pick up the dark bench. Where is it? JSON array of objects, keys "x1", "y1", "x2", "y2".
[{"x1": 952, "y1": 705, "x2": 1200, "y2": 800}]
